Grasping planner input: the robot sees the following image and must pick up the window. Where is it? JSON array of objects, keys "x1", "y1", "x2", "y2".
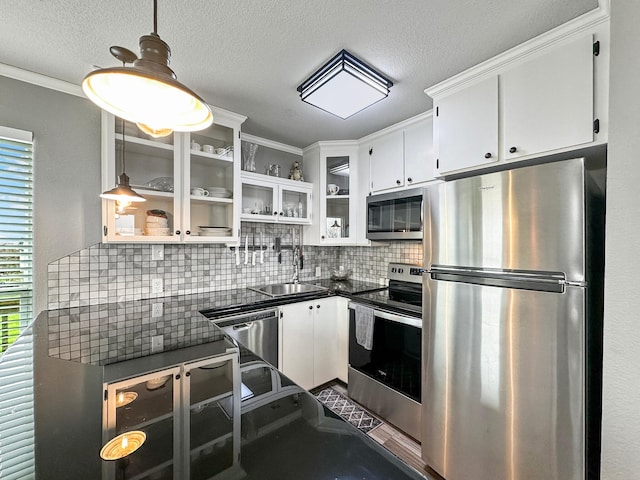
[
  {"x1": 0, "y1": 126, "x2": 34, "y2": 479},
  {"x1": 0, "y1": 127, "x2": 33, "y2": 353}
]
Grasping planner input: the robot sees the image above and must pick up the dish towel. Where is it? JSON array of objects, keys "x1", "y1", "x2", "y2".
[{"x1": 354, "y1": 304, "x2": 375, "y2": 350}]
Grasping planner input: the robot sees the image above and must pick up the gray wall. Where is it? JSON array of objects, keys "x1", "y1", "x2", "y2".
[
  {"x1": 0, "y1": 76, "x2": 102, "y2": 314},
  {"x1": 601, "y1": 2, "x2": 640, "y2": 478}
]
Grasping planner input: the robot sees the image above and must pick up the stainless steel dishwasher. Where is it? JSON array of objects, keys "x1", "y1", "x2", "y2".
[{"x1": 210, "y1": 307, "x2": 279, "y2": 367}]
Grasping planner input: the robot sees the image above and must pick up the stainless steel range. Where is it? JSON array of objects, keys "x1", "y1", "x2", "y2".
[{"x1": 347, "y1": 262, "x2": 423, "y2": 441}]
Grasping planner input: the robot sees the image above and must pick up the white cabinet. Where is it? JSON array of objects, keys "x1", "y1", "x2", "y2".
[
  {"x1": 502, "y1": 34, "x2": 594, "y2": 160},
  {"x1": 369, "y1": 129, "x2": 404, "y2": 191},
  {"x1": 429, "y1": 27, "x2": 606, "y2": 177},
  {"x1": 433, "y1": 76, "x2": 499, "y2": 175},
  {"x1": 368, "y1": 113, "x2": 436, "y2": 193},
  {"x1": 303, "y1": 141, "x2": 360, "y2": 245},
  {"x1": 240, "y1": 172, "x2": 312, "y2": 224},
  {"x1": 404, "y1": 115, "x2": 436, "y2": 186},
  {"x1": 335, "y1": 296, "x2": 350, "y2": 384},
  {"x1": 101, "y1": 108, "x2": 246, "y2": 243},
  {"x1": 279, "y1": 297, "x2": 338, "y2": 390}
]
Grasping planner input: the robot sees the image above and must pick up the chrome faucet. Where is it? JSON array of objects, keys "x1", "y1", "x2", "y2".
[
  {"x1": 291, "y1": 228, "x2": 300, "y2": 283},
  {"x1": 292, "y1": 246, "x2": 300, "y2": 284}
]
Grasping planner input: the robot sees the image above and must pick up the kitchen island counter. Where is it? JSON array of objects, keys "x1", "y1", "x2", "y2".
[{"x1": 1, "y1": 294, "x2": 427, "y2": 480}]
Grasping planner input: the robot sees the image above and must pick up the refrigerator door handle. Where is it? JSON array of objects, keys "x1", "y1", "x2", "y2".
[{"x1": 429, "y1": 264, "x2": 576, "y2": 292}]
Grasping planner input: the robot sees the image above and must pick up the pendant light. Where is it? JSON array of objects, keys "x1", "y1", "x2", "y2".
[
  {"x1": 82, "y1": 0, "x2": 213, "y2": 137},
  {"x1": 100, "y1": 118, "x2": 146, "y2": 209}
]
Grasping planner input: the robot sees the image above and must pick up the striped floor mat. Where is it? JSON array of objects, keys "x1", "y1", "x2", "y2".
[{"x1": 314, "y1": 387, "x2": 382, "y2": 433}]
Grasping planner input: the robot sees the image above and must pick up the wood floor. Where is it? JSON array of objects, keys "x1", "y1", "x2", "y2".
[{"x1": 329, "y1": 382, "x2": 443, "y2": 479}]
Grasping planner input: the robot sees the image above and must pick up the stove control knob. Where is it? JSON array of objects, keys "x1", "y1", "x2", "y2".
[{"x1": 399, "y1": 268, "x2": 403, "y2": 273}]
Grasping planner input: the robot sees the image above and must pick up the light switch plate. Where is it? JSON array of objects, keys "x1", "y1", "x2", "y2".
[{"x1": 315, "y1": 266, "x2": 321, "y2": 277}]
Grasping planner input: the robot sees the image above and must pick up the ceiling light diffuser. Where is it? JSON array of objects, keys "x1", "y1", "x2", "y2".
[
  {"x1": 297, "y1": 50, "x2": 393, "y2": 119},
  {"x1": 82, "y1": 0, "x2": 212, "y2": 136}
]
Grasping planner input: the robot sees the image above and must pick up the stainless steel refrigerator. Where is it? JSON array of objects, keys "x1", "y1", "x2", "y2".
[{"x1": 421, "y1": 157, "x2": 605, "y2": 480}]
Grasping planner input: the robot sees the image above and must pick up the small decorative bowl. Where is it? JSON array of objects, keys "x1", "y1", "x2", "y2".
[{"x1": 330, "y1": 269, "x2": 352, "y2": 281}]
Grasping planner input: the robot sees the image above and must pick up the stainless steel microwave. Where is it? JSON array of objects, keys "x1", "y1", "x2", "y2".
[{"x1": 366, "y1": 187, "x2": 424, "y2": 240}]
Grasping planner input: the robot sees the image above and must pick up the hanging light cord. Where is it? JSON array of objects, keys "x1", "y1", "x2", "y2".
[
  {"x1": 121, "y1": 118, "x2": 126, "y2": 174},
  {"x1": 153, "y1": 0, "x2": 158, "y2": 34}
]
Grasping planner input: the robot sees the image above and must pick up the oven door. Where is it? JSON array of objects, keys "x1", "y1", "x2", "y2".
[{"x1": 348, "y1": 304, "x2": 422, "y2": 402}]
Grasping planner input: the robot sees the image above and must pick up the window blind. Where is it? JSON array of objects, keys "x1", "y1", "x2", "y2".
[{"x1": 0, "y1": 126, "x2": 34, "y2": 479}]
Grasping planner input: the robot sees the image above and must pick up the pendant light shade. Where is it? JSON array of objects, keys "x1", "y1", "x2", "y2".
[
  {"x1": 100, "y1": 172, "x2": 146, "y2": 203},
  {"x1": 101, "y1": 118, "x2": 146, "y2": 205},
  {"x1": 82, "y1": 2, "x2": 212, "y2": 136}
]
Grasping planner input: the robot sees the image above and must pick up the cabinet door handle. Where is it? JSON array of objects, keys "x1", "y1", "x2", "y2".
[
  {"x1": 407, "y1": 177, "x2": 413, "y2": 183},
  {"x1": 279, "y1": 212, "x2": 283, "y2": 216},
  {"x1": 175, "y1": 230, "x2": 181, "y2": 235},
  {"x1": 185, "y1": 372, "x2": 191, "y2": 377},
  {"x1": 186, "y1": 230, "x2": 191, "y2": 235},
  {"x1": 484, "y1": 152, "x2": 492, "y2": 159},
  {"x1": 273, "y1": 212, "x2": 278, "y2": 216},
  {"x1": 509, "y1": 146, "x2": 517, "y2": 154},
  {"x1": 396, "y1": 179, "x2": 401, "y2": 185},
  {"x1": 309, "y1": 305, "x2": 313, "y2": 310},
  {"x1": 316, "y1": 305, "x2": 320, "y2": 309},
  {"x1": 321, "y1": 235, "x2": 325, "y2": 240}
]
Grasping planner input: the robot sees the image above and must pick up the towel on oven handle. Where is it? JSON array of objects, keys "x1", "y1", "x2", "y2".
[{"x1": 354, "y1": 303, "x2": 374, "y2": 350}]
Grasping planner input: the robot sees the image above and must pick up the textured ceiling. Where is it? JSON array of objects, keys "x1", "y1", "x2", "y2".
[{"x1": 1, "y1": 0, "x2": 598, "y2": 148}]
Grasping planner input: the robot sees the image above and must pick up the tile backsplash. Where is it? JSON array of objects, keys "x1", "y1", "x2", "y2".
[{"x1": 47, "y1": 223, "x2": 423, "y2": 309}]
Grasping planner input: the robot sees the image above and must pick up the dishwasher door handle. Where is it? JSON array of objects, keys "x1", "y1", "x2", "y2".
[{"x1": 232, "y1": 322, "x2": 254, "y2": 331}]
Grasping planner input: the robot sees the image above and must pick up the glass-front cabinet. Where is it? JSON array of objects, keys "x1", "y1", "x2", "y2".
[
  {"x1": 102, "y1": 352, "x2": 239, "y2": 480},
  {"x1": 240, "y1": 172, "x2": 312, "y2": 224},
  {"x1": 303, "y1": 141, "x2": 359, "y2": 245},
  {"x1": 101, "y1": 108, "x2": 246, "y2": 243}
]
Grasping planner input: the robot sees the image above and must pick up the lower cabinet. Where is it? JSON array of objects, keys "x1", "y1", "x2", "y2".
[
  {"x1": 280, "y1": 297, "x2": 347, "y2": 390},
  {"x1": 102, "y1": 351, "x2": 240, "y2": 480}
]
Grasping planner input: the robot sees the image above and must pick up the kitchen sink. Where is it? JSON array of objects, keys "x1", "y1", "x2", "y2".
[{"x1": 249, "y1": 283, "x2": 328, "y2": 297}]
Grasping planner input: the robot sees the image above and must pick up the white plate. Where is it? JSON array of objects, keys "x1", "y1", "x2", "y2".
[{"x1": 200, "y1": 231, "x2": 231, "y2": 236}]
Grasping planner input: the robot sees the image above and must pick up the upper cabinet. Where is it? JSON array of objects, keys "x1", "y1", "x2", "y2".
[
  {"x1": 427, "y1": 18, "x2": 609, "y2": 177},
  {"x1": 303, "y1": 141, "x2": 359, "y2": 245},
  {"x1": 501, "y1": 34, "x2": 594, "y2": 160},
  {"x1": 433, "y1": 76, "x2": 499, "y2": 174},
  {"x1": 240, "y1": 172, "x2": 312, "y2": 224},
  {"x1": 367, "y1": 113, "x2": 436, "y2": 194},
  {"x1": 101, "y1": 108, "x2": 246, "y2": 243},
  {"x1": 239, "y1": 134, "x2": 313, "y2": 225}
]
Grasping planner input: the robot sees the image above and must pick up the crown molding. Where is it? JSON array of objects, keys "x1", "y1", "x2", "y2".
[
  {"x1": 425, "y1": 6, "x2": 610, "y2": 99},
  {"x1": 0, "y1": 62, "x2": 85, "y2": 97}
]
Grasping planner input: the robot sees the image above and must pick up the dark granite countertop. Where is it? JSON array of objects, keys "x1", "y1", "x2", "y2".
[{"x1": 1, "y1": 284, "x2": 427, "y2": 480}]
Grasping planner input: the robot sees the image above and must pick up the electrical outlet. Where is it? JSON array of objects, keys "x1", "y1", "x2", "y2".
[
  {"x1": 315, "y1": 266, "x2": 321, "y2": 277},
  {"x1": 151, "y1": 278, "x2": 163, "y2": 294},
  {"x1": 151, "y1": 244, "x2": 164, "y2": 261},
  {"x1": 151, "y1": 335, "x2": 164, "y2": 353},
  {"x1": 152, "y1": 302, "x2": 163, "y2": 317}
]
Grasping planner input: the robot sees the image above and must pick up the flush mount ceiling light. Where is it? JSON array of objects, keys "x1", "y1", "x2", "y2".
[
  {"x1": 297, "y1": 49, "x2": 393, "y2": 120},
  {"x1": 82, "y1": 0, "x2": 213, "y2": 137}
]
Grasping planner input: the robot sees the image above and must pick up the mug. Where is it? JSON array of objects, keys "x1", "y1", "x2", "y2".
[
  {"x1": 191, "y1": 187, "x2": 209, "y2": 197},
  {"x1": 202, "y1": 144, "x2": 214, "y2": 154},
  {"x1": 327, "y1": 184, "x2": 340, "y2": 195}
]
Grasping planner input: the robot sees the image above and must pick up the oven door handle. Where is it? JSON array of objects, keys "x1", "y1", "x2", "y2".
[{"x1": 348, "y1": 303, "x2": 422, "y2": 329}]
